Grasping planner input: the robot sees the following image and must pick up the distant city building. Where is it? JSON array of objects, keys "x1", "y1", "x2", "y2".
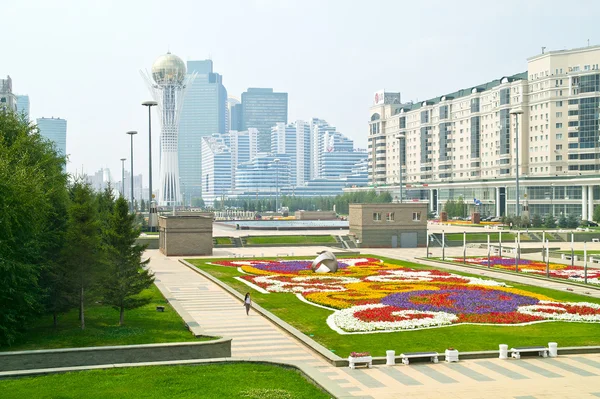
[
  {"x1": 226, "y1": 97, "x2": 241, "y2": 132},
  {"x1": 86, "y1": 168, "x2": 113, "y2": 192},
  {"x1": 0, "y1": 76, "x2": 17, "y2": 112},
  {"x1": 37, "y1": 117, "x2": 67, "y2": 158},
  {"x1": 16, "y1": 95, "x2": 30, "y2": 120},
  {"x1": 241, "y1": 88, "x2": 288, "y2": 153},
  {"x1": 232, "y1": 154, "x2": 291, "y2": 198},
  {"x1": 142, "y1": 52, "x2": 195, "y2": 206},
  {"x1": 271, "y1": 121, "x2": 311, "y2": 186},
  {"x1": 229, "y1": 129, "x2": 259, "y2": 189},
  {"x1": 179, "y1": 60, "x2": 227, "y2": 204},
  {"x1": 201, "y1": 135, "x2": 232, "y2": 207},
  {"x1": 310, "y1": 118, "x2": 337, "y2": 179}
]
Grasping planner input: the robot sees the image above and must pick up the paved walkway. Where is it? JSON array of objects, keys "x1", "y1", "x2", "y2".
[{"x1": 147, "y1": 249, "x2": 600, "y2": 398}]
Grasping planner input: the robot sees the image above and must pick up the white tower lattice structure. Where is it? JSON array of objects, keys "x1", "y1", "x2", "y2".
[{"x1": 141, "y1": 52, "x2": 196, "y2": 206}]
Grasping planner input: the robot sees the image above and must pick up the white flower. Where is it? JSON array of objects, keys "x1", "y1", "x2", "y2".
[
  {"x1": 251, "y1": 275, "x2": 360, "y2": 293},
  {"x1": 327, "y1": 303, "x2": 457, "y2": 333},
  {"x1": 517, "y1": 300, "x2": 600, "y2": 322}
]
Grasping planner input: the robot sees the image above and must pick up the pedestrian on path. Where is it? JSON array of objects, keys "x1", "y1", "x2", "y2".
[{"x1": 244, "y1": 292, "x2": 252, "y2": 315}]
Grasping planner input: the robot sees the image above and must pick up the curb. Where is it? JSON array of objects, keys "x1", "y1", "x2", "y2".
[{"x1": 179, "y1": 259, "x2": 345, "y2": 366}]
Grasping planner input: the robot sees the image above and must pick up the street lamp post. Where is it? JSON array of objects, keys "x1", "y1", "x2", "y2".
[
  {"x1": 142, "y1": 101, "x2": 157, "y2": 229},
  {"x1": 397, "y1": 133, "x2": 405, "y2": 203},
  {"x1": 274, "y1": 158, "x2": 280, "y2": 212},
  {"x1": 510, "y1": 109, "x2": 523, "y2": 220},
  {"x1": 126, "y1": 131, "x2": 138, "y2": 213},
  {"x1": 120, "y1": 158, "x2": 126, "y2": 197}
]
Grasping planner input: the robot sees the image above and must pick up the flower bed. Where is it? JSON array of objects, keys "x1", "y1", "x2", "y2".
[
  {"x1": 211, "y1": 258, "x2": 600, "y2": 334},
  {"x1": 448, "y1": 256, "x2": 600, "y2": 286}
]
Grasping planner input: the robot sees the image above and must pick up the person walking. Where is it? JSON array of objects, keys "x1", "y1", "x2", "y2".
[{"x1": 244, "y1": 292, "x2": 252, "y2": 316}]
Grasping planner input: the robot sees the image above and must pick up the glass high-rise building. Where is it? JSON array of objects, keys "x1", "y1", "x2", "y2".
[
  {"x1": 179, "y1": 60, "x2": 227, "y2": 204},
  {"x1": 37, "y1": 117, "x2": 67, "y2": 158},
  {"x1": 16, "y1": 95, "x2": 30, "y2": 120},
  {"x1": 0, "y1": 76, "x2": 17, "y2": 113},
  {"x1": 241, "y1": 88, "x2": 288, "y2": 153}
]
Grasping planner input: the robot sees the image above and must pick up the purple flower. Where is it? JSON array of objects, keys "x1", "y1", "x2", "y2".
[
  {"x1": 251, "y1": 260, "x2": 350, "y2": 274},
  {"x1": 381, "y1": 289, "x2": 539, "y2": 314}
]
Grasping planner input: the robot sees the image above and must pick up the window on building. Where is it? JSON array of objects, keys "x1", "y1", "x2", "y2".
[
  {"x1": 556, "y1": 155, "x2": 563, "y2": 161},
  {"x1": 556, "y1": 144, "x2": 563, "y2": 150},
  {"x1": 556, "y1": 133, "x2": 563, "y2": 140},
  {"x1": 556, "y1": 112, "x2": 562, "y2": 118},
  {"x1": 373, "y1": 212, "x2": 381, "y2": 221},
  {"x1": 412, "y1": 212, "x2": 421, "y2": 222},
  {"x1": 386, "y1": 212, "x2": 395, "y2": 222},
  {"x1": 556, "y1": 101, "x2": 563, "y2": 107},
  {"x1": 556, "y1": 123, "x2": 563, "y2": 128}
]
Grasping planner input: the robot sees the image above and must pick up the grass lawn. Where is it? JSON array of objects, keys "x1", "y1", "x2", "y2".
[
  {"x1": 245, "y1": 235, "x2": 336, "y2": 245},
  {"x1": 187, "y1": 256, "x2": 600, "y2": 357},
  {"x1": 143, "y1": 232, "x2": 160, "y2": 235},
  {"x1": 215, "y1": 237, "x2": 233, "y2": 245},
  {"x1": 1, "y1": 285, "x2": 208, "y2": 352},
  {"x1": 0, "y1": 363, "x2": 328, "y2": 399}
]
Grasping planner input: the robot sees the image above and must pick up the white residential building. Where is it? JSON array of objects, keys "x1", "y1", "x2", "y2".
[{"x1": 362, "y1": 45, "x2": 600, "y2": 219}]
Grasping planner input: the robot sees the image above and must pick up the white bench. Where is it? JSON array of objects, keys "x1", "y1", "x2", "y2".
[
  {"x1": 593, "y1": 238, "x2": 600, "y2": 243},
  {"x1": 400, "y1": 351, "x2": 439, "y2": 365},
  {"x1": 348, "y1": 356, "x2": 372, "y2": 369},
  {"x1": 510, "y1": 346, "x2": 549, "y2": 359}
]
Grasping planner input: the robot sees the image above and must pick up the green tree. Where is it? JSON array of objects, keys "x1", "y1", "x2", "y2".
[
  {"x1": 593, "y1": 205, "x2": 600, "y2": 224},
  {"x1": 567, "y1": 213, "x2": 579, "y2": 229},
  {"x1": 0, "y1": 110, "x2": 69, "y2": 344},
  {"x1": 558, "y1": 213, "x2": 568, "y2": 229},
  {"x1": 63, "y1": 180, "x2": 103, "y2": 330},
  {"x1": 543, "y1": 213, "x2": 556, "y2": 229},
  {"x1": 140, "y1": 199, "x2": 146, "y2": 213},
  {"x1": 102, "y1": 197, "x2": 154, "y2": 325},
  {"x1": 531, "y1": 214, "x2": 543, "y2": 228}
]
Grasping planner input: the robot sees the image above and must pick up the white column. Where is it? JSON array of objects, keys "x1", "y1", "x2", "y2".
[
  {"x1": 495, "y1": 187, "x2": 501, "y2": 217},
  {"x1": 582, "y1": 185, "x2": 588, "y2": 221},
  {"x1": 429, "y1": 189, "x2": 434, "y2": 212},
  {"x1": 588, "y1": 185, "x2": 594, "y2": 221}
]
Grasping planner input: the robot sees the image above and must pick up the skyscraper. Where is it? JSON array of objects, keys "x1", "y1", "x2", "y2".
[
  {"x1": 142, "y1": 52, "x2": 195, "y2": 206},
  {"x1": 201, "y1": 135, "x2": 231, "y2": 207},
  {"x1": 226, "y1": 97, "x2": 240, "y2": 132},
  {"x1": 271, "y1": 121, "x2": 311, "y2": 186},
  {"x1": 37, "y1": 117, "x2": 67, "y2": 157},
  {"x1": 16, "y1": 95, "x2": 30, "y2": 120},
  {"x1": 178, "y1": 60, "x2": 227, "y2": 204},
  {"x1": 241, "y1": 88, "x2": 288, "y2": 153},
  {"x1": 0, "y1": 76, "x2": 17, "y2": 112}
]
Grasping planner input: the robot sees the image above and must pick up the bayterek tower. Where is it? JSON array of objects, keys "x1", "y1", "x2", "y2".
[{"x1": 141, "y1": 52, "x2": 196, "y2": 206}]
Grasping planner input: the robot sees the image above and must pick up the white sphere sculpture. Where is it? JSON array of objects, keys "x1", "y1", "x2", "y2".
[
  {"x1": 311, "y1": 251, "x2": 338, "y2": 273},
  {"x1": 151, "y1": 52, "x2": 186, "y2": 85}
]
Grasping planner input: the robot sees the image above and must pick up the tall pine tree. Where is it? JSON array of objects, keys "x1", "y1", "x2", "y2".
[
  {"x1": 102, "y1": 197, "x2": 154, "y2": 325},
  {"x1": 63, "y1": 179, "x2": 102, "y2": 330}
]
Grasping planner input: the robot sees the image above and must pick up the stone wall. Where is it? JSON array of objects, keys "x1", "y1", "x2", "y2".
[
  {"x1": 159, "y1": 214, "x2": 213, "y2": 256},
  {"x1": 295, "y1": 210, "x2": 337, "y2": 220},
  {"x1": 0, "y1": 339, "x2": 231, "y2": 372},
  {"x1": 349, "y1": 203, "x2": 427, "y2": 248}
]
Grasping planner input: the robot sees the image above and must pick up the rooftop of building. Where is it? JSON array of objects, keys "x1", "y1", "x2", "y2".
[
  {"x1": 389, "y1": 71, "x2": 527, "y2": 115},
  {"x1": 527, "y1": 43, "x2": 600, "y2": 61}
]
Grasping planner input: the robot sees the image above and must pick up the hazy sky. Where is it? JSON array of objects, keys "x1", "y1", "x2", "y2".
[{"x1": 3, "y1": 0, "x2": 600, "y2": 187}]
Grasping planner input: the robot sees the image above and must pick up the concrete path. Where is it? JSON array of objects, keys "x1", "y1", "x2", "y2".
[{"x1": 148, "y1": 248, "x2": 600, "y2": 398}]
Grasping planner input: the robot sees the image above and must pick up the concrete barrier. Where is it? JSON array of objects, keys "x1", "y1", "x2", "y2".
[{"x1": 0, "y1": 339, "x2": 231, "y2": 372}]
